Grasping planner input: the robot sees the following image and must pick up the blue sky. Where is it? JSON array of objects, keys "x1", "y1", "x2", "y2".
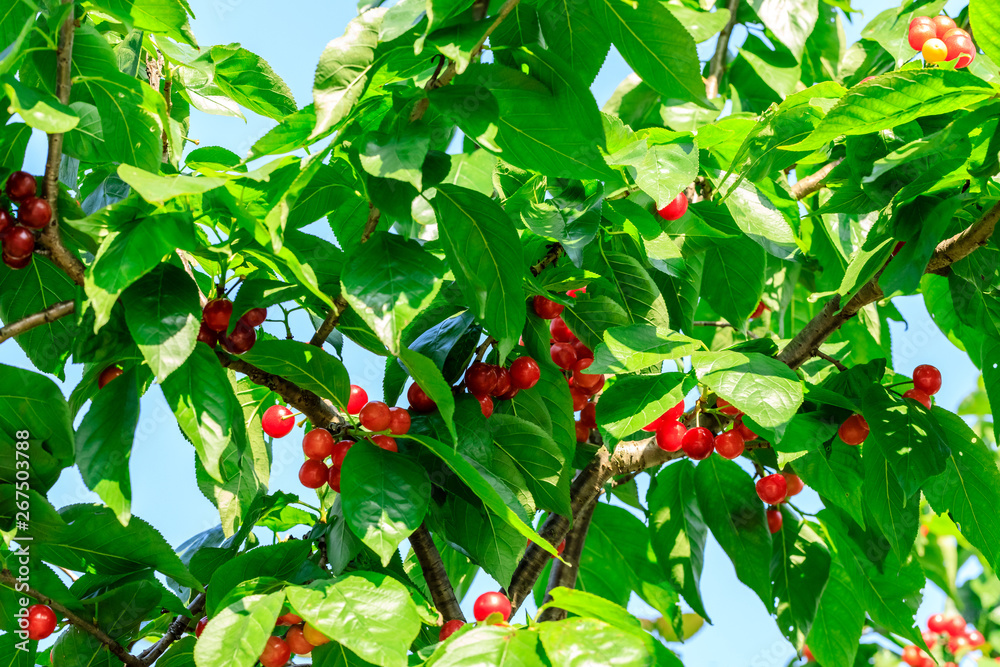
[{"x1": 10, "y1": 0, "x2": 981, "y2": 663}]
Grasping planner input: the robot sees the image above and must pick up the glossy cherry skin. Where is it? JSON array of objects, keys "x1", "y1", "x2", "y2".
[
  {"x1": 202, "y1": 299, "x2": 233, "y2": 332},
  {"x1": 567, "y1": 286, "x2": 587, "y2": 298},
  {"x1": 465, "y1": 362, "x2": 498, "y2": 397},
  {"x1": 371, "y1": 434, "x2": 397, "y2": 452},
  {"x1": 549, "y1": 317, "x2": 575, "y2": 343},
  {"x1": 276, "y1": 612, "x2": 303, "y2": 626},
  {"x1": 26, "y1": 604, "x2": 57, "y2": 640},
  {"x1": 715, "y1": 398, "x2": 741, "y2": 416},
  {"x1": 572, "y1": 339, "x2": 593, "y2": 361},
  {"x1": 302, "y1": 428, "x2": 335, "y2": 460},
  {"x1": 644, "y1": 402, "x2": 684, "y2": 432},
  {"x1": 681, "y1": 427, "x2": 714, "y2": 460},
  {"x1": 550, "y1": 342, "x2": 577, "y2": 370},
  {"x1": 655, "y1": 420, "x2": 686, "y2": 452},
  {"x1": 17, "y1": 197, "x2": 51, "y2": 229},
  {"x1": 750, "y1": 301, "x2": 768, "y2": 319},
  {"x1": 966, "y1": 630, "x2": 985, "y2": 647},
  {"x1": 2, "y1": 253, "x2": 30, "y2": 269},
  {"x1": 944, "y1": 614, "x2": 967, "y2": 637},
  {"x1": 903, "y1": 389, "x2": 932, "y2": 409},
  {"x1": 327, "y1": 465, "x2": 341, "y2": 493},
  {"x1": 331, "y1": 441, "x2": 353, "y2": 467},
  {"x1": 262, "y1": 405, "x2": 295, "y2": 438},
  {"x1": 478, "y1": 394, "x2": 494, "y2": 419},
  {"x1": 239, "y1": 307, "x2": 267, "y2": 327},
  {"x1": 0, "y1": 209, "x2": 13, "y2": 234},
  {"x1": 510, "y1": 356, "x2": 540, "y2": 389},
  {"x1": 347, "y1": 385, "x2": 368, "y2": 414},
  {"x1": 3, "y1": 226, "x2": 34, "y2": 259},
  {"x1": 908, "y1": 17, "x2": 937, "y2": 51},
  {"x1": 571, "y1": 358, "x2": 603, "y2": 391},
  {"x1": 197, "y1": 322, "x2": 218, "y2": 348},
  {"x1": 387, "y1": 407, "x2": 411, "y2": 435},
  {"x1": 735, "y1": 416, "x2": 758, "y2": 441},
  {"x1": 285, "y1": 624, "x2": 314, "y2": 655},
  {"x1": 194, "y1": 616, "x2": 208, "y2": 637},
  {"x1": 5, "y1": 171, "x2": 36, "y2": 202},
  {"x1": 766, "y1": 508, "x2": 783, "y2": 534},
  {"x1": 931, "y1": 15, "x2": 957, "y2": 38},
  {"x1": 222, "y1": 321, "x2": 256, "y2": 354},
  {"x1": 532, "y1": 295, "x2": 564, "y2": 320},
  {"x1": 491, "y1": 366, "x2": 512, "y2": 397},
  {"x1": 923, "y1": 37, "x2": 948, "y2": 63},
  {"x1": 439, "y1": 619, "x2": 465, "y2": 641},
  {"x1": 360, "y1": 401, "x2": 391, "y2": 431},
  {"x1": 580, "y1": 403, "x2": 597, "y2": 429},
  {"x1": 927, "y1": 613, "x2": 948, "y2": 634},
  {"x1": 912, "y1": 364, "x2": 942, "y2": 395},
  {"x1": 299, "y1": 460, "x2": 328, "y2": 489},
  {"x1": 783, "y1": 472, "x2": 804, "y2": 497},
  {"x1": 944, "y1": 31, "x2": 976, "y2": 67},
  {"x1": 714, "y1": 430, "x2": 745, "y2": 460},
  {"x1": 756, "y1": 474, "x2": 788, "y2": 505},
  {"x1": 575, "y1": 421, "x2": 590, "y2": 443},
  {"x1": 657, "y1": 193, "x2": 688, "y2": 221},
  {"x1": 473, "y1": 592, "x2": 511, "y2": 622},
  {"x1": 98, "y1": 365, "x2": 123, "y2": 389},
  {"x1": 407, "y1": 383, "x2": 436, "y2": 413},
  {"x1": 302, "y1": 624, "x2": 329, "y2": 646},
  {"x1": 838, "y1": 414, "x2": 869, "y2": 446},
  {"x1": 901, "y1": 645, "x2": 923, "y2": 666},
  {"x1": 259, "y1": 636, "x2": 292, "y2": 667}
]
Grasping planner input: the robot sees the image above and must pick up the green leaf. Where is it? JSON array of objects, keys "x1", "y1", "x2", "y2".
[
  {"x1": 359, "y1": 123, "x2": 430, "y2": 190},
  {"x1": 193, "y1": 591, "x2": 284, "y2": 667},
  {"x1": 117, "y1": 164, "x2": 226, "y2": 203},
  {"x1": 649, "y1": 460, "x2": 711, "y2": 620},
  {"x1": 240, "y1": 339, "x2": 350, "y2": 412},
  {"x1": 787, "y1": 69, "x2": 996, "y2": 152},
  {"x1": 312, "y1": 9, "x2": 383, "y2": 138},
  {"x1": 700, "y1": 237, "x2": 766, "y2": 327},
  {"x1": 608, "y1": 129, "x2": 699, "y2": 207},
  {"x1": 694, "y1": 456, "x2": 773, "y2": 612},
  {"x1": 971, "y1": 0, "x2": 1000, "y2": 66},
  {"x1": 600, "y1": 252, "x2": 672, "y2": 329},
  {"x1": 434, "y1": 495, "x2": 522, "y2": 589},
  {"x1": 121, "y1": 264, "x2": 200, "y2": 382},
  {"x1": 747, "y1": 0, "x2": 819, "y2": 60},
  {"x1": 560, "y1": 294, "x2": 630, "y2": 352},
  {"x1": 426, "y1": 625, "x2": 542, "y2": 665},
  {"x1": 341, "y1": 232, "x2": 444, "y2": 354},
  {"x1": 596, "y1": 373, "x2": 686, "y2": 439},
  {"x1": 537, "y1": 588, "x2": 642, "y2": 631},
  {"x1": 692, "y1": 349, "x2": 804, "y2": 429},
  {"x1": 721, "y1": 179, "x2": 800, "y2": 260},
  {"x1": 206, "y1": 44, "x2": 296, "y2": 121},
  {"x1": 533, "y1": 0, "x2": 610, "y2": 84},
  {"x1": 1, "y1": 74, "x2": 78, "y2": 133},
  {"x1": 93, "y1": 0, "x2": 196, "y2": 46},
  {"x1": 161, "y1": 345, "x2": 241, "y2": 484},
  {"x1": 228, "y1": 278, "x2": 304, "y2": 333},
  {"x1": 490, "y1": 413, "x2": 570, "y2": 516},
  {"x1": 861, "y1": 442, "x2": 918, "y2": 562},
  {"x1": 74, "y1": 368, "x2": 139, "y2": 525},
  {"x1": 771, "y1": 511, "x2": 831, "y2": 646},
  {"x1": 589, "y1": 0, "x2": 712, "y2": 108},
  {"x1": 792, "y1": 441, "x2": 866, "y2": 528},
  {"x1": 806, "y1": 546, "x2": 864, "y2": 667},
  {"x1": 589, "y1": 325, "x2": 701, "y2": 374},
  {"x1": 431, "y1": 184, "x2": 526, "y2": 359},
  {"x1": 398, "y1": 347, "x2": 458, "y2": 443},
  {"x1": 156, "y1": 635, "x2": 197, "y2": 667},
  {"x1": 538, "y1": 617, "x2": 650, "y2": 666},
  {"x1": 286, "y1": 573, "x2": 421, "y2": 667},
  {"x1": 206, "y1": 541, "x2": 311, "y2": 617},
  {"x1": 923, "y1": 408, "x2": 1000, "y2": 576},
  {"x1": 341, "y1": 442, "x2": 430, "y2": 565}
]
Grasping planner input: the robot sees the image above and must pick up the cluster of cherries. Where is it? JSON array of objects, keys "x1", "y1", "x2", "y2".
[
  {"x1": 462, "y1": 354, "x2": 542, "y2": 419},
  {"x1": 908, "y1": 14, "x2": 976, "y2": 68},
  {"x1": 197, "y1": 298, "x2": 266, "y2": 354},
  {"x1": 195, "y1": 609, "x2": 330, "y2": 664},
  {"x1": 22, "y1": 603, "x2": 57, "y2": 641},
  {"x1": 899, "y1": 612, "x2": 987, "y2": 667},
  {"x1": 837, "y1": 364, "x2": 943, "y2": 447},
  {"x1": 1, "y1": 171, "x2": 52, "y2": 269}
]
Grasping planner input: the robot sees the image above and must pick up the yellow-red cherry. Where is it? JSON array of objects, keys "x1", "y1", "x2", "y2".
[
  {"x1": 259, "y1": 636, "x2": 291, "y2": 667},
  {"x1": 923, "y1": 37, "x2": 948, "y2": 63},
  {"x1": 908, "y1": 17, "x2": 937, "y2": 50},
  {"x1": 931, "y1": 15, "x2": 957, "y2": 38},
  {"x1": 285, "y1": 624, "x2": 314, "y2": 655},
  {"x1": 302, "y1": 623, "x2": 329, "y2": 646}
]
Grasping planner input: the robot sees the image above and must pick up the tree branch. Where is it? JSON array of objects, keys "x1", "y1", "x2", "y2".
[
  {"x1": 790, "y1": 158, "x2": 844, "y2": 200},
  {"x1": 309, "y1": 295, "x2": 350, "y2": 347},
  {"x1": 0, "y1": 569, "x2": 142, "y2": 667},
  {"x1": 529, "y1": 244, "x2": 564, "y2": 277},
  {"x1": 925, "y1": 201, "x2": 1000, "y2": 274},
  {"x1": 813, "y1": 349, "x2": 847, "y2": 371},
  {"x1": 409, "y1": 523, "x2": 465, "y2": 622},
  {"x1": 704, "y1": 0, "x2": 740, "y2": 99},
  {"x1": 536, "y1": 498, "x2": 596, "y2": 622},
  {"x1": 136, "y1": 592, "x2": 206, "y2": 665},
  {"x1": 38, "y1": 2, "x2": 86, "y2": 286},
  {"x1": 0, "y1": 300, "x2": 74, "y2": 344}
]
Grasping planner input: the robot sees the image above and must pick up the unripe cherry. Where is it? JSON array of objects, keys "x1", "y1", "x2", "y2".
[
  {"x1": 347, "y1": 384, "x2": 368, "y2": 414},
  {"x1": 262, "y1": 405, "x2": 295, "y2": 438},
  {"x1": 681, "y1": 427, "x2": 714, "y2": 459},
  {"x1": 922, "y1": 37, "x2": 948, "y2": 63},
  {"x1": 756, "y1": 474, "x2": 787, "y2": 505},
  {"x1": 359, "y1": 401, "x2": 391, "y2": 431},
  {"x1": 532, "y1": 295, "x2": 564, "y2": 319},
  {"x1": 302, "y1": 623, "x2": 329, "y2": 646}
]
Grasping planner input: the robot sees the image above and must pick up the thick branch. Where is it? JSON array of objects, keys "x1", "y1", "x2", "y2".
[
  {"x1": 409, "y1": 523, "x2": 465, "y2": 622},
  {"x1": 216, "y1": 352, "x2": 342, "y2": 428},
  {"x1": 925, "y1": 202, "x2": 1000, "y2": 274},
  {"x1": 136, "y1": 592, "x2": 206, "y2": 666},
  {"x1": 0, "y1": 569, "x2": 141, "y2": 667},
  {"x1": 0, "y1": 300, "x2": 74, "y2": 344},
  {"x1": 704, "y1": 0, "x2": 740, "y2": 99},
  {"x1": 537, "y1": 498, "x2": 597, "y2": 622},
  {"x1": 38, "y1": 2, "x2": 86, "y2": 286},
  {"x1": 790, "y1": 158, "x2": 844, "y2": 200},
  {"x1": 309, "y1": 295, "x2": 349, "y2": 347}
]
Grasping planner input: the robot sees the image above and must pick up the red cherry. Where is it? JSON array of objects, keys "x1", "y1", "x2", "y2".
[
  {"x1": 276, "y1": 612, "x2": 303, "y2": 626},
  {"x1": 803, "y1": 645, "x2": 814, "y2": 662},
  {"x1": 734, "y1": 416, "x2": 758, "y2": 441},
  {"x1": 465, "y1": 362, "x2": 498, "y2": 397},
  {"x1": 2, "y1": 253, "x2": 30, "y2": 269},
  {"x1": 98, "y1": 365, "x2": 123, "y2": 389},
  {"x1": 510, "y1": 356, "x2": 541, "y2": 389},
  {"x1": 491, "y1": 366, "x2": 512, "y2": 397},
  {"x1": 439, "y1": 619, "x2": 465, "y2": 641},
  {"x1": 259, "y1": 636, "x2": 292, "y2": 667},
  {"x1": 3, "y1": 226, "x2": 34, "y2": 259},
  {"x1": 891, "y1": 241, "x2": 906, "y2": 257},
  {"x1": 387, "y1": 407, "x2": 411, "y2": 435},
  {"x1": 571, "y1": 339, "x2": 593, "y2": 361},
  {"x1": 903, "y1": 389, "x2": 932, "y2": 409},
  {"x1": 750, "y1": 301, "x2": 768, "y2": 319},
  {"x1": 347, "y1": 385, "x2": 368, "y2": 414},
  {"x1": 766, "y1": 508, "x2": 783, "y2": 534},
  {"x1": 240, "y1": 307, "x2": 267, "y2": 327},
  {"x1": 550, "y1": 342, "x2": 577, "y2": 370},
  {"x1": 195, "y1": 616, "x2": 208, "y2": 637},
  {"x1": 302, "y1": 428, "x2": 335, "y2": 460},
  {"x1": 285, "y1": 624, "x2": 314, "y2": 656},
  {"x1": 26, "y1": 604, "x2": 56, "y2": 640},
  {"x1": 643, "y1": 414, "x2": 664, "y2": 432},
  {"x1": 359, "y1": 401, "x2": 391, "y2": 431},
  {"x1": 756, "y1": 474, "x2": 788, "y2": 505},
  {"x1": 715, "y1": 398, "x2": 741, "y2": 416},
  {"x1": 299, "y1": 460, "x2": 328, "y2": 488},
  {"x1": 5, "y1": 171, "x2": 36, "y2": 202},
  {"x1": 944, "y1": 615, "x2": 967, "y2": 637},
  {"x1": 902, "y1": 645, "x2": 924, "y2": 666},
  {"x1": 549, "y1": 317, "x2": 575, "y2": 343},
  {"x1": 16, "y1": 197, "x2": 51, "y2": 229},
  {"x1": 927, "y1": 613, "x2": 948, "y2": 634},
  {"x1": 0, "y1": 209, "x2": 13, "y2": 235},
  {"x1": 570, "y1": 387, "x2": 589, "y2": 412},
  {"x1": 202, "y1": 299, "x2": 233, "y2": 332},
  {"x1": 407, "y1": 383, "x2": 437, "y2": 413},
  {"x1": 532, "y1": 295, "x2": 564, "y2": 320},
  {"x1": 575, "y1": 421, "x2": 590, "y2": 443},
  {"x1": 665, "y1": 400, "x2": 684, "y2": 421},
  {"x1": 579, "y1": 374, "x2": 604, "y2": 396},
  {"x1": 197, "y1": 322, "x2": 219, "y2": 348},
  {"x1": 908, "y1": 18, "x2": 938, "y2": 51},
  {"x1": 262, "y1": 405, "x2": 295, "y2": 438},
  {"x1": 657, "y1": 192, "x2": 688, "y2": 221},
  {"x1": 783, "y1": 472, "x2": 804, "y2": 497},
  {"x1": 655, "y1": 420, "x2": 686, "y2": 452},
  {"x1": 947, "y1": 636, "x2": 969, "y2": 654},
  {"x1": 580, "y1": 403, "x2": 597, "y2": 429},
  {"x1": 473, "y1": 592, "x2": 511, "y2": 622},
  {"x1": 567, "y1": 286, "x2": 587, "y2": 298},
  {"x1": 943, "y1": 663, "x2": 957, "y2": 667},
  {"x1": 931, "y1": 15, "x2": 957, "y2": 38},
  {"x1": 556, "y1": 539, "x2": 566, "y2": 556},
  {"x1": 571, "y1": 358, "x2": 602, "y2": 390},
  {"x1": 371, "y1": 434, "x2": 397, "y2": 452},
  {"x1": 966, "y1": 630, "x2": 985, "y2": 647},
  {"x1": 921, "y1": 629, "x2": 937, "y2": 649},
  {"x1": 222, "y1": 321, "x2": 256, "y2": 354},
  {"x1": 328, "y1": 465, "x2": 341, "y2": 492},
  {"x1": 912, "y1": 365, "x2": 942, "y2": 396},
  {"x1": 681, "y1": 427, "x2": 714, "y2": 460},
  {"x1": 943, "y1": 31, "x2": 976, "y2": 68},
  {"x1": 331, "y1": 440, "x2": 353, "y2": 467},
  {"x1": 838, "y1": 414, "x2": 869, "y2": 446},
  {"x1": 714, "y1": 430, "x2": 745, "y2": 460},
  {"x1": 478, "y1": 394, "x2": 494, "y2": 418}
]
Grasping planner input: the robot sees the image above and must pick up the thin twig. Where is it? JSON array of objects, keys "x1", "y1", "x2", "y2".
[
  {"x1": 0, "y1": 300, "x2": 74, "y2": 344},
  {"x1": 359, "y1": 202, "x2": 380, "y2": 245},
  {"x1": 409, "y1": 524, "x2": 465, "y2": 622},
  {"x1": 704, "y1": 0, "x2": 741, "y2": 99},
  {"x1": 530, "y1": 244, "x2": 563, "y2": 277},
  {"x1": 813, "y1": 349, "x2": 847, "y2": 371},
  {"x1": 136, "y1": 592, "x2": 206, "y2": 665},
  {"x1": 790, "y1": 158, "x2": 844, "y2": 200},
  {"x1": 473, "y1": 337, "x2": 496, "y2": 363},
  {"x1": 693, "y1": 320, "x2": 732, "y2": 328},
  {"x1": 309, "y1": 295, "x2": 350, "y2": 347}
]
